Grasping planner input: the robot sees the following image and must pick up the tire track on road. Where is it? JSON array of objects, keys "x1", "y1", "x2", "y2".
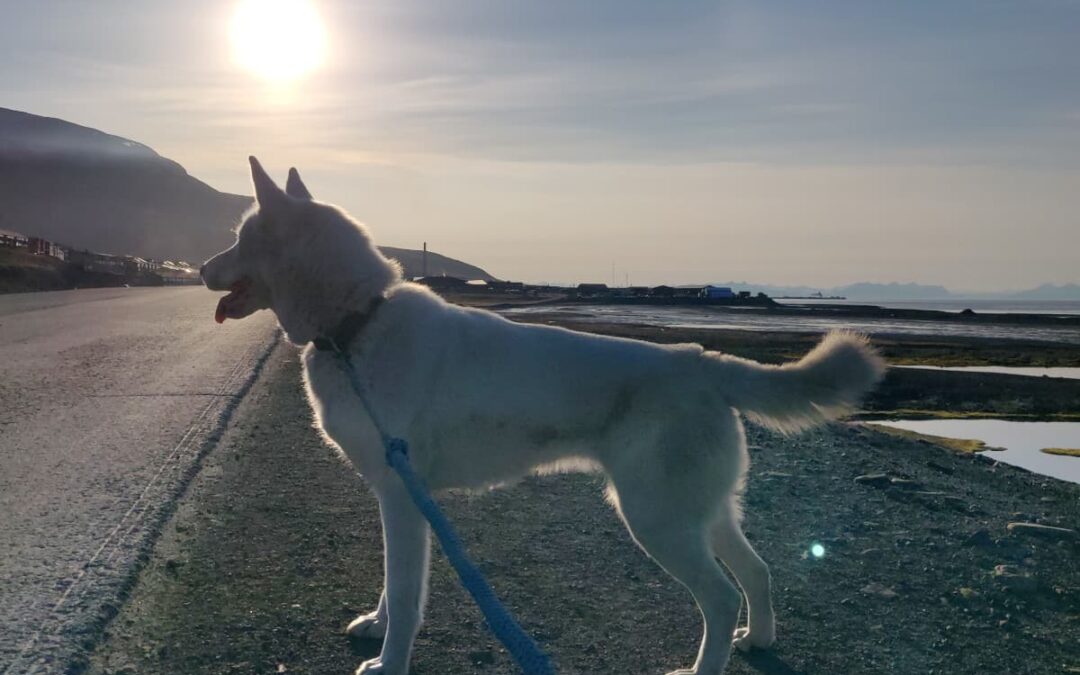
[{"x1": 3, "y1": 330, "x2": 282, "y2": 675}]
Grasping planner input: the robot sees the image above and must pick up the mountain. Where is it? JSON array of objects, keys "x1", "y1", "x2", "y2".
[
  {"x1": 0, "y1": 107, "x2": 251, "y2": 264},
  {"x1": 1007, "y1": 283, "x2": 1080, "y2": 301},
  {"x1": 832, "y1": 282, "x2": 951, "y2": 300},
  {"x1": 0, "y1": 108, "x2": 494, "y2": 280},
  {"x1": 380, "y1": 246, "x2": 494, "y2": 281}
]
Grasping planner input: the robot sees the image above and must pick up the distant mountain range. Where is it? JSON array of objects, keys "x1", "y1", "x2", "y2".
[
  {"x1": 707, "y1": 280, "x2": 1080, "y2": 301},
  {"x1": 0, "y1": 107, "x2": 494, "y2": 280},
  {"x1": 1007, "y1": 283, "x2": 1080, "y2": 301}
]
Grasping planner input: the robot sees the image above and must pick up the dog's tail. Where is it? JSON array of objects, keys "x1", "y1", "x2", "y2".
[{"x1": 704, "y1": 331, "x2": 885, "y2": 434}]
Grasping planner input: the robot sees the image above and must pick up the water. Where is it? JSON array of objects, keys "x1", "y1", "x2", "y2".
[
  {"x1": 502, "y1": 304, "x2": 1080, "y2": 344},
  {"x1": 781, "y1": 299, "x2": 1080, "y2": 315},
  {"x1": 874, "y1": 419, "x2": 1080, "y2": 483},
  {"x1": 896, "y1": 366, "x2": 1080, "y2": 380}
]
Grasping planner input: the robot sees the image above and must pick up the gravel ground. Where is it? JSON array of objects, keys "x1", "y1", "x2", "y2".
[{"x1": 89, "y1": 341, "x2": 1080, "y2": 675}]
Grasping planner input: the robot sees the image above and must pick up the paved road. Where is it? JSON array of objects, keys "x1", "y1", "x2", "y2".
[{"x1": 0, "y1": 287, "x2": 279, "y2": 674}]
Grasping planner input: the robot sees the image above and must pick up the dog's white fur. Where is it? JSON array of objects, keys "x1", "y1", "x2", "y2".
[{"x1": 201, "y1": 158, "x2": 886, "y2": 675}]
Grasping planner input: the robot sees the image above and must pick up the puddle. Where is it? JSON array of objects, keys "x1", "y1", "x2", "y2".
[
  {"x1": 896, "y1": 366, "x2": 1080, "y2": 380},
  {"x1": 874, "y1": 419, "x2": 1080, "y2": 483}
]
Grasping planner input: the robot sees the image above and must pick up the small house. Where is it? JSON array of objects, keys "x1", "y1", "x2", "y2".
[
  {"x1": 416, "y1": 276, "x2": 469, "y2": 292},
  {"x1": 0, "y1": 229, "x2": 29, "y2": 249},
  {"x1": 576, "y1": 283, "x2": 610, "y2": 297},
  {"x1": 699, "y1": 285, "x2": 734, "y2": 299}
]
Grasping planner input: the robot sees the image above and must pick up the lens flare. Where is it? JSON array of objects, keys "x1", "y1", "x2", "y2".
[{"x1": 810, "y1": 543, "x2": 826, "y2": 559}]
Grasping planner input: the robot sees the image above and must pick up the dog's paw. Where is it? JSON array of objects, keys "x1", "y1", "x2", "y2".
[
  {"x1": 733, "y1": 626, "x2": 775, "y2": 652},
  {"x1": 355, "y1": 657, "x2": 406, "y2": 675},
  {"x1": 346, "y1": 611, "x2": 387, "y2": 640}
]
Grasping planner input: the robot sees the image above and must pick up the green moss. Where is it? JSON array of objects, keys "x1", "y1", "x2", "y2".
[
  {"x1": 858, "y1": 409, "x2": 1080, "y2": 422},
  {"x1": 863, "y1": 423, "x2": 1000, "y2": 454},
  {"x1": 1040, "y1": 447, "x2": 1080, "y2": 457}
]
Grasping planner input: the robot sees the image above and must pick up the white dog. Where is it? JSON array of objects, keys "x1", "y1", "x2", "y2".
[{"x1": 201, "y1": 157, "x2": 885, "y2": 675}]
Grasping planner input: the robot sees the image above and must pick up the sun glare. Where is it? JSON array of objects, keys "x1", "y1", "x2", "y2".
[{"x1": 230, "y1": 0, "x2": 327, "y2": 84}]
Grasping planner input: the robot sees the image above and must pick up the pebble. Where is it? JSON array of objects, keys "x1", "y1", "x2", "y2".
[
  {"x1": 854, "y1": 473, "x2": 891, "y2": 488},
  {"x1": 992, "y1": 564, "x2": 1038, "y2": 593},
  {"x1": 860, "y1": 582, "x2": 899, "y2": 599},
  {"x1": 889, "y1": 478, "x2": 923, "y2": 490}
]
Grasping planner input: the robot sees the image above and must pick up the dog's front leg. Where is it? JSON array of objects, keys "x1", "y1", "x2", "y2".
[{"x1": 356, "y1": 483, "x2": 431, "y2": 675}]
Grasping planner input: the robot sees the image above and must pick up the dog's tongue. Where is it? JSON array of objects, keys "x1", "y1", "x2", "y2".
[
  {"x1": 214, "y1": 295, "x2": 230, "y2": 324},
  {"x1": 214, "y1": 279, "x2": 250, "y2": 324}
]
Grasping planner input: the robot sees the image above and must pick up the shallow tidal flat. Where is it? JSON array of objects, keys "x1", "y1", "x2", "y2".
[
  {"x1": 506, "y1": 312, "x2": 1080, "y2": 419},
  {"x1": 505, "y1": 309, "x2": 1080, "y2": 483}
]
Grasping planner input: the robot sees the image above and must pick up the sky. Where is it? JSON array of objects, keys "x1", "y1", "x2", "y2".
[{"x1": 1, "y1": 0, "x2": 1078, "y2": 290}]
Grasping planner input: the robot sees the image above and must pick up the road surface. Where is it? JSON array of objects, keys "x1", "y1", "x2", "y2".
[{"x1": 0, "y1": 287, "x2": 279, "y2": 674}]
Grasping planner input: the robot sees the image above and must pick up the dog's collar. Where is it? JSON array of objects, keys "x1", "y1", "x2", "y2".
[{"x1": 312, "y1": 296, "x2": 386, "y2": 354}]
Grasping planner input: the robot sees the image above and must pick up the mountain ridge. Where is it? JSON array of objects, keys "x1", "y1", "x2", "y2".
[{"x1": 0, "y1": 107, "x2": 494, "y2": 280}]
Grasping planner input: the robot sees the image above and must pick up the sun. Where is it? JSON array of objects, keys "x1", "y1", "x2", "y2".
[{"x1": 230, "y1": 0, "x2": 327, "y2": 84}]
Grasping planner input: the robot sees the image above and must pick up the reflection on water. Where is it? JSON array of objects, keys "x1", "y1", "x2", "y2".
[
  {"x1": 897, "y1": 366, "x2": 1080, "y2": 380},
  {"x1": 501, "y1": 305, "x2": 1080, "y2": 344},
  {"x1": 874, "y1": 419, "x2": 1080, "y2": 484}
]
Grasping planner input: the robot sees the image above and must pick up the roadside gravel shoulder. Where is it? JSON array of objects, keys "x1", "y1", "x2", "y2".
[{"x1": 90, "y1": 342, "x2": 1080, "y2": 674}]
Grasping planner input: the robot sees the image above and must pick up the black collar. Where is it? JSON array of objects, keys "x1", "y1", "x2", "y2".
[{"x1": 312, "y1": 296, "x2": 386, "y2": 353}]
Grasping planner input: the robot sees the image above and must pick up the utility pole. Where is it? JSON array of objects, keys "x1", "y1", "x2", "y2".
[{"x1": 422, "y1": 242, "x2": 428, "y2": 278}]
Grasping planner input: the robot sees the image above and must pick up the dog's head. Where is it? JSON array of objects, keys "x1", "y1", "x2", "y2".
[{"x1": 201, "y1": 156, "x2": 401, "y2": 345}]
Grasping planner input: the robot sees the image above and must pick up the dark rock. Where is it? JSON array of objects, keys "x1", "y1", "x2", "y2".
[
  {"x1": 861, "y1": 582, "x2": 899, "y2": 599},
  {"x1": 469, "y1": 649, "x2": 496, "y2": 666}
]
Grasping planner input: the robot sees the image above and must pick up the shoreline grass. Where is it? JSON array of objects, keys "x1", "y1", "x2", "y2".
[
  {"x1": 862, "y1": 422, "x2": 1001, "y2": 454},
  {"x1": 1041, "y1": 447, "x2": 1080, "y2": 457},
  {"x1": 856, "y1": 409, "x2": 1080, "y2": 422}
]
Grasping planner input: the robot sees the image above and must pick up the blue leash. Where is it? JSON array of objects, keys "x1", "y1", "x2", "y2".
[{"x1": 333, "y1": 350, "x2": 555, "y2": 675}]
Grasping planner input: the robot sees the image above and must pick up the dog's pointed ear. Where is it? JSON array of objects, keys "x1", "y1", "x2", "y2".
[
  {"x1": 285, "y1": 167, "x2": 313, "y2": 200},
  {"x1": 249, "y1": 156, "x2": 287, "y2": 210}
]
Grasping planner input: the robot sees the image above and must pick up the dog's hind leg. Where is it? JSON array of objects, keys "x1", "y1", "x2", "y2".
[
  {"x1": 354, "y1": 483, "x2": 431, "y2": 675},
  {"x1": 347, "y1": 589, "x2": 387, "y2": 639},
  {"x1": 610, "y1": 483, "x2": 741, "y2": 675},
  {"x1": 710, "y1": 508, "x2": 775, "y2": 652}
]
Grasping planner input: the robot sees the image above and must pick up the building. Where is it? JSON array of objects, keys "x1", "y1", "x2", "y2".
[
  {"x1": 69, "y1": 250, "x2": 126, "y2": 275},
  {"x1": 28, "y1": 237, "x2": 67, "y2": 261},
  {"x1": 123, "y1": 256, "x2": 159, "y2": 275},
  {"x1": 488, "y1": 280, "x2": 525, "y2": 294},
  {"x1": 699, "y1": 285, "x2": 734, "y2": 299},
  {"x1": 416, "y1": 275, "x2": 469, "y2": 292},
  {"x1": 158, "y1": 260, "x2": 200, "y2": 284},
  {"x1": 672, "y1": 286, "x2": 702, "y2": 298},
  {"x1": 0, "y1": 229, "x2": 29, "y2": 249},
  {"x1": 575, "y1": 283, "x2": 610, "y2": 297}
]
